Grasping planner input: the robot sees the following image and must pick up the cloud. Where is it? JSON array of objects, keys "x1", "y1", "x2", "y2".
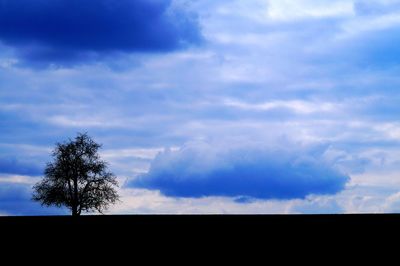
[
  {"x1": 129, "y1": 142, "x2": 350, "y2": 200},
  {"x1": 0, "y1": 157, "x2": 43, "y2": 176},
  {"x1": 1, "y1": 0, "x2": 400, "y2": 214},
  {"x1": 334, "y1": 25, "x2": 400, "y2": 67},
  {"x1": 108, "y1": 187, "x2": 298, "y2": 214},
  {"x1": 267, "y1": 0, "x2": 354, "y2": 21},
  {"x1": 354, "y1": 0, "x2": 400, "y2": 16},
  {"x1": 0, "y1": 0, "x2": 202, "y2": 67},
  {"x1": 289, "y1": 195, "x2": 344, "y2": 214},
  {"x1": 222, "y1": 98, "x2": 336, "y2": 114},
  {"x1": 0, "y1": 182, "x2": 66, "y2": 215}
]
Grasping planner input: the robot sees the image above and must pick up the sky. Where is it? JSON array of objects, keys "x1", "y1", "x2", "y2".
[{"x1": 1, "y1": 0, "x2": 400, "y2": 215}]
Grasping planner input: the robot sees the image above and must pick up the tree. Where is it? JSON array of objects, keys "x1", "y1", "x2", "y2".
[{"x1": 32, "y1": 133, "x2": 119, "y2": 216}]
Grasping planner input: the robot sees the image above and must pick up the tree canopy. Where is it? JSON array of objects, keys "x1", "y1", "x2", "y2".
[{"x1": 32, "y1": 133, "x2": 119, "y2": 216}]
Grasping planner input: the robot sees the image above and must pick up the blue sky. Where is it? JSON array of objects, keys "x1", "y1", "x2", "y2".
[{"x1": 1, "y1": 0, "x2": 400, "y2": 215}]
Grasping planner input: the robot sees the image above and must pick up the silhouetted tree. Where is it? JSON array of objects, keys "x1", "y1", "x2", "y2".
[{"x1": 32, "y1": 133, "x2": 119, "y2": 216}]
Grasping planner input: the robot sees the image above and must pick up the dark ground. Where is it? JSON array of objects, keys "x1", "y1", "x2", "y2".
[
  {"x1": 2, "y1": 214, "x2": 400, "y2": 237},
  {"x1": 1, "y1": 214, "x2": 397, "y2": 258}
]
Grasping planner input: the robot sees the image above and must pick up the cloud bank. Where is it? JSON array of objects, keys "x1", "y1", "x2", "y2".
[
  {"x1": 0, "y1": 0, "x2": 202, "y2": 66},
  {"x1": 0, "y1": 157, "x2": 43, "y2": 176},
  {"x1": 0, "y1": 182, "x2": 66, "y2": 215},
  {"x1": 130, "y1": 142, "x2": 350, "y2": 200}
]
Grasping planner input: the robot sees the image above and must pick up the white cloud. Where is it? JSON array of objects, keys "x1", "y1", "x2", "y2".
[
  {"x1": 340, "y1": 13, "x2": 400, "y2": 38},
  {"x1": 267, "y1": 0, "x2": 355, "y2": 21},
  {"x1": 223, "y1": 98, "x2": 336, "y2": 114},
  {"x1": 374, "y1": 122, "x2": 400, "y2": 140},
  {"x1": 384, "y1": 191, "x2": 400, "y2": 212},
  {"x1": 0, "y1": 174, "x2": 39, "y2": 185},
  {"x1": 47, "y1": 115, "x2": 127, "y2": 128},
  {"x1": 102, "y1": 148, "x2": 167, "y2": 160},
  {"x1": 109, "y1": 188, "x2": 295, "y2": 214}
]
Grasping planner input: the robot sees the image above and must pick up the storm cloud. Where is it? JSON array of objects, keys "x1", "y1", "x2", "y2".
[
  {"x1": 0, "y1": 0, "x2": 202, "y2": 66},
  {"x1": 129, "y1": 142, "x2": 350, "y2": 200}
]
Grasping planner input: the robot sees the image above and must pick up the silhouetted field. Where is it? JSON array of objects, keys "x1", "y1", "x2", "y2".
[
  {"x1": 1, "y1": 214, "x2": 400, "y2": 239},
  {"x1": 1, "y1": 214, "x2": 398, "y2": 256}
]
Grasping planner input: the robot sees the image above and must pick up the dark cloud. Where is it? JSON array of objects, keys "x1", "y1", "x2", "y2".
[
  {"x1": 0, "y1": 157, "x2": 43, "y2": 176},
  {"x1": 0, "y1": 182, "x2": 67, "y2": 215},
  {"x1": 129, "y1": 143, "x2": 350, "y2": 200},
  {"x1": 0, "y1": 0, "x2": 202, "y2": 66}
]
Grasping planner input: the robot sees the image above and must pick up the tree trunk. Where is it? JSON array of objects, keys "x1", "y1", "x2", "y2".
[
  {"x1": 72, "y1": 206, "x2": 78, "y2": 216},
  {"x1": 72, "y1": 176, "x2": 79, "y2": 216}
]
